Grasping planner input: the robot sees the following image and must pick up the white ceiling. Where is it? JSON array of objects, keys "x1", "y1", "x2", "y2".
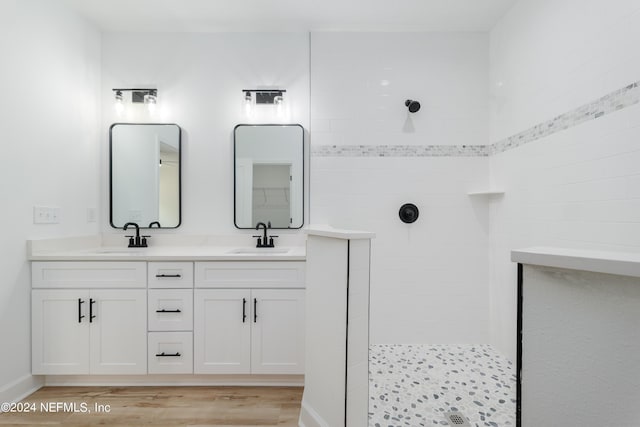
[{"x1": 63, "y1": 0, "x2": 517, "y2": 32}]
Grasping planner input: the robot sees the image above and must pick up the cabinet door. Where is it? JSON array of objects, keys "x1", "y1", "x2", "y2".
[
  {"x1": 32, "y1": 290, "x2": 90, "y2": 375},
  {"x1": 89, "y1": 289, "x2": 147, "y2": 374},
  {"x1": 251, "y1": 289, "x2": 305, "y2": 374},
  {"x1": 194, "y1": 289, "x2": 251, "y2": 374}
]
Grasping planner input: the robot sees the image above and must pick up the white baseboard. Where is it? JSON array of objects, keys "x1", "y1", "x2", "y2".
[
  {"x1": 0, "y1": 374, "x2": 44, "y2": 403},
  {"x1": 44, "y1": 374, "x2": 304, "y2": 387},
  {"x1": 299, "y1": 398, "x2": 329, "y2": 427}
]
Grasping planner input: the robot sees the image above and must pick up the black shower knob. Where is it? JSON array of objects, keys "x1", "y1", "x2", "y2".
[
  {"x1": 405, "y1": 99, "x2": 421, "y2": 113},
  {"x1": 399, "y1": 203, "x2": 419, "y2": 223}
]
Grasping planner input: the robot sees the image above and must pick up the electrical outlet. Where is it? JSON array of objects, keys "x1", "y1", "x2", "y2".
[{"x1": 33, "y1": 206, "x2": 60, "y2": 224}]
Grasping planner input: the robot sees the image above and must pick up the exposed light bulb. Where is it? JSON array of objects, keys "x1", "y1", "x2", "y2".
[
  {"x1": 114, "y1": 90, "x2": 124, "y2": 114},
  {"x1": 244, "y1": 91, "x2": 253, "y2": 116},
  {"x1": 274, "y1": 94, "x2": 284, "y2": 117},
  {"x1": 144, "y1": 90, "x2": 157, "y2": 114}
]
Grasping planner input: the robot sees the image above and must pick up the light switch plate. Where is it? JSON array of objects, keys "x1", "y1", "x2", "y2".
[{"x1": 87, "y1": 208, "x2": 97, "y2": 223}]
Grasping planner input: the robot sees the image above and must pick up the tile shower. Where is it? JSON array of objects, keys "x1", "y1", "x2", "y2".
[{"x1": 368, "y1": 345, "x2": 516, "y2": 426}]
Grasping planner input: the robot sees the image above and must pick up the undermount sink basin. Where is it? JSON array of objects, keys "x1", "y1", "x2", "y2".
[
  {"x1": 85, "y1": 248, "x2": 145, "y2": 254},
  {"x1": 227, "y1": 247, "x2": 290, "y2": 255}
]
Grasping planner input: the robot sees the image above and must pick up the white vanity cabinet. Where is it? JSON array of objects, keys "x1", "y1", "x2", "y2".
[
  {"x1": 194, "y1": 262, "x2": 305, "y2": 375},
  {"x1": 30, "y1": 256, "x2": 306, "y2": 381},
  {"x1": 31, "y1": 262, "x2": 147, "y2": 375}
]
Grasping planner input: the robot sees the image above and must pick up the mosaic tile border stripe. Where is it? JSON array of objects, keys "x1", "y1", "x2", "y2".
[
  {"x1": 311, "y1": 144, "x2": 489, "y2": 157},
  {"x1": 311, "y1": 81, "x2": 640, "y2": 158},
  {"x1": 489, "y1": 81, "x2": 640, "y2": 155}
]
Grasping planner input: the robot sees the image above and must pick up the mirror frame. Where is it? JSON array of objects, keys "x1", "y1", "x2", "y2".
[
  {"x1": 233, "y1": 123, "x2": 305, "y2": 230},
  {"x1": 109, "y1": 123, "x2": 182, "y2": 229}
]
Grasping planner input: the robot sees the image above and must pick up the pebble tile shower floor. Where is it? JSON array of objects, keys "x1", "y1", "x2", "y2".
[{"x1": 369, "y1": 344, "x2": 516, "y2": 427}]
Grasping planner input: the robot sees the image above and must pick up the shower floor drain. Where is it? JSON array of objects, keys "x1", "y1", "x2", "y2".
[{"x1": 444, "y1": 411, "x2": 471, "y2": 427}]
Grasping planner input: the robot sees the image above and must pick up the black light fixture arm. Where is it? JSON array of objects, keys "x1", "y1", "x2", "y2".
[{"x1": 112, "y1": 88, "x2": 158, "y2": 93}]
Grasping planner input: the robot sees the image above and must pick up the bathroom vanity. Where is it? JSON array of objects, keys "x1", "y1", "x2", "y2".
[{"x1": 29, "y1": 237, "x2": 306, "y2": 385}]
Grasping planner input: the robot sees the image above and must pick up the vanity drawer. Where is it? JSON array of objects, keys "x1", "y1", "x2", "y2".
[
  {"x1": 148, "y1": 262, "x2": 193, "y2": 288},
  {"x1": 32, "y1": 262, "x2": 146, "y2": 289},
  {"x1": 148, "y1": 289, "x2": 193, "y2": 331},
  {"x1": 195, "y1": 261, "x2": 305, "y2": 288},
  {"x1": 148, "y1": 332, "x2": 193, "y2": 374}
]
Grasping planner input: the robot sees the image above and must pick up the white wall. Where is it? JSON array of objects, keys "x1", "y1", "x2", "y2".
[
  {"x1": 101, "y1": 32, "x2": 309, "y2": 235},
  {"x1": 0, "y1": 0, "x2": 101, "y2": 399},
  {"x1": 489, "y1": 0, "x2": 640, "y2": 361},
  {"x1": 310, "y1": 32, "x2": 492, "y2": 344}
]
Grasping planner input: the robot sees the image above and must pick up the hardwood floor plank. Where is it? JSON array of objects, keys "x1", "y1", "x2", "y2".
[{"x1": 0, "y1": 386, "x2": 303, "y2": 427}]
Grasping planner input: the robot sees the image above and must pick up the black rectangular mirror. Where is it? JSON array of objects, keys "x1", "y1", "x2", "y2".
[
  {"x1": 234, "y1": 124, "x2": 304, "y2": 229},
  {"x1": 110, "y1": 123, "x2": 181, "y2": 228}
]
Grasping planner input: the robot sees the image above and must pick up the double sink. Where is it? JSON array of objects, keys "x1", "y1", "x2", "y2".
[{"x1": 84, "y1": 247, "x2": 292, "y2": 255}]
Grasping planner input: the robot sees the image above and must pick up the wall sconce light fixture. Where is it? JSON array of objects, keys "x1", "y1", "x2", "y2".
[
  {"x1": 242, "y1": 89, "x2": 287, "y2": 118},
  {"x1": 112, "y1": 88, "x2": 158, "y2": 114},
  {"x1": 243, "y1": 89, "x2": 286, "y2": 104}
]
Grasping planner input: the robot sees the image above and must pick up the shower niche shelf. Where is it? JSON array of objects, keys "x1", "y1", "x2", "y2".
[{"x1": 467, "y1": 190, "x2": 505, "y2": 196}]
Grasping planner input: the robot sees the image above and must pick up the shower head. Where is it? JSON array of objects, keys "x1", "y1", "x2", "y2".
[{"x1": 405, "y1": 99, "x2": 421, "y2": 113}]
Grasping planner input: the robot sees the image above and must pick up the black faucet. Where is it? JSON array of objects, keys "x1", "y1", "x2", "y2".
[
  {"x1": 253, "y1": 222, "x2": 278, "y2": 248},
  {"x1": 123, "y1": 222, "x2": 149, "y2": 248},
  {"x1": 148, "y1": 221, "x2": 161, "y2": 228}
]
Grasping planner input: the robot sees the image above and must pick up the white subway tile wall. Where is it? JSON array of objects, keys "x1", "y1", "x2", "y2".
[
  {"x1": 310, "y1": 32, "x2": 492, "y2": 345},
  {"x1": 311, "y1": 5, "x2": 640, "y2": 358},
  {"x1": 489, "y1": 0, "x2": 640, "y2": 361},
  {"x1": 311, "y1": 156, "x2": 491, "y2": 344},
  {"x1": 312, "y1": 81, "x2": 640, "y2": 158}
]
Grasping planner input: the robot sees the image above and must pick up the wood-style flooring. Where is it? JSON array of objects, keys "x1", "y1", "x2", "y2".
[{"x1": 0, "y1": 386, "x2": 303, "y2": 426}]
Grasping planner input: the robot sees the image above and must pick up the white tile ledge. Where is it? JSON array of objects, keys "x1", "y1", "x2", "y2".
[
  {"x1": 305, "y1": 224, "x2": 375, "y2": 240},
  {"x1": 512, "y1": 246, "x2": 640, "y2": 278},
  {"x1": 467, "y1": 190, "x2": 505, "y2": 196}
]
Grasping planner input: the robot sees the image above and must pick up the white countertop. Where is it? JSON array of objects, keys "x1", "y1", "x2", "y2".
[
  {"x1": 27, "y1": 235, "x2": 306, "y2": 261},
  {"x1": 305, "y1": 224, "x2": 376, "y2": 240},
  {"x1": 29, "y1": 245, "x2": 306, "y2": 261},
  {"x1": 511, "y1": 246, "x2": 640, "y2": 278}
]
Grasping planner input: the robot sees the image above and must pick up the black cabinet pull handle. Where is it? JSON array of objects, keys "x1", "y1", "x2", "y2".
[
  {"x1": 242, "y1": 298, "x2": 247, "y2": 323},
  {"x1": 78, "y1": 298, "x2": 85, "y2": 323},
  {"x1": 155, "y1": 274, "x2": 182, "y2": 278},
  {"x1": 253, "y1": 298, "x2": 257, "y2": 323},
  {"x1": 155, "y1": 352, "x2": 181, "y2": 357},
  {"x1": 89, "y1": 298, "x2": 96, "y2": 323},
  {"x1": 155, "y1": 309, "x2": 181, "y2": 313}
]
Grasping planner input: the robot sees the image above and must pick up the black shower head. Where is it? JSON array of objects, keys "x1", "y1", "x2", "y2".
[{"x1": 405, "y1": 99, "x2": 421, "y2": 113}]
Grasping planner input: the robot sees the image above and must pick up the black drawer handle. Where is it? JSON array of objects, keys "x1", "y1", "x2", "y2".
[
  {"x1": 155, "y1": 274, "x2": 182, "y2": 278},
  {"x1": 78, "y1": 298, "x2": 85, "y2": 323},
  {"x1": 254, "y1": 298, "x2": 257, "y2": 323},
  {"x1": 242, "y1": 298, "x2": 247, "y2": 323},
  {"x1": 155, "y1": 352, "x2": 181, "y2": 357},
  {"x1": 155, "y1": 309, "x2": 182, "y2": 313},
  {"x1": 89, "y1": 298, "x2": 96, "y2": 323}
]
